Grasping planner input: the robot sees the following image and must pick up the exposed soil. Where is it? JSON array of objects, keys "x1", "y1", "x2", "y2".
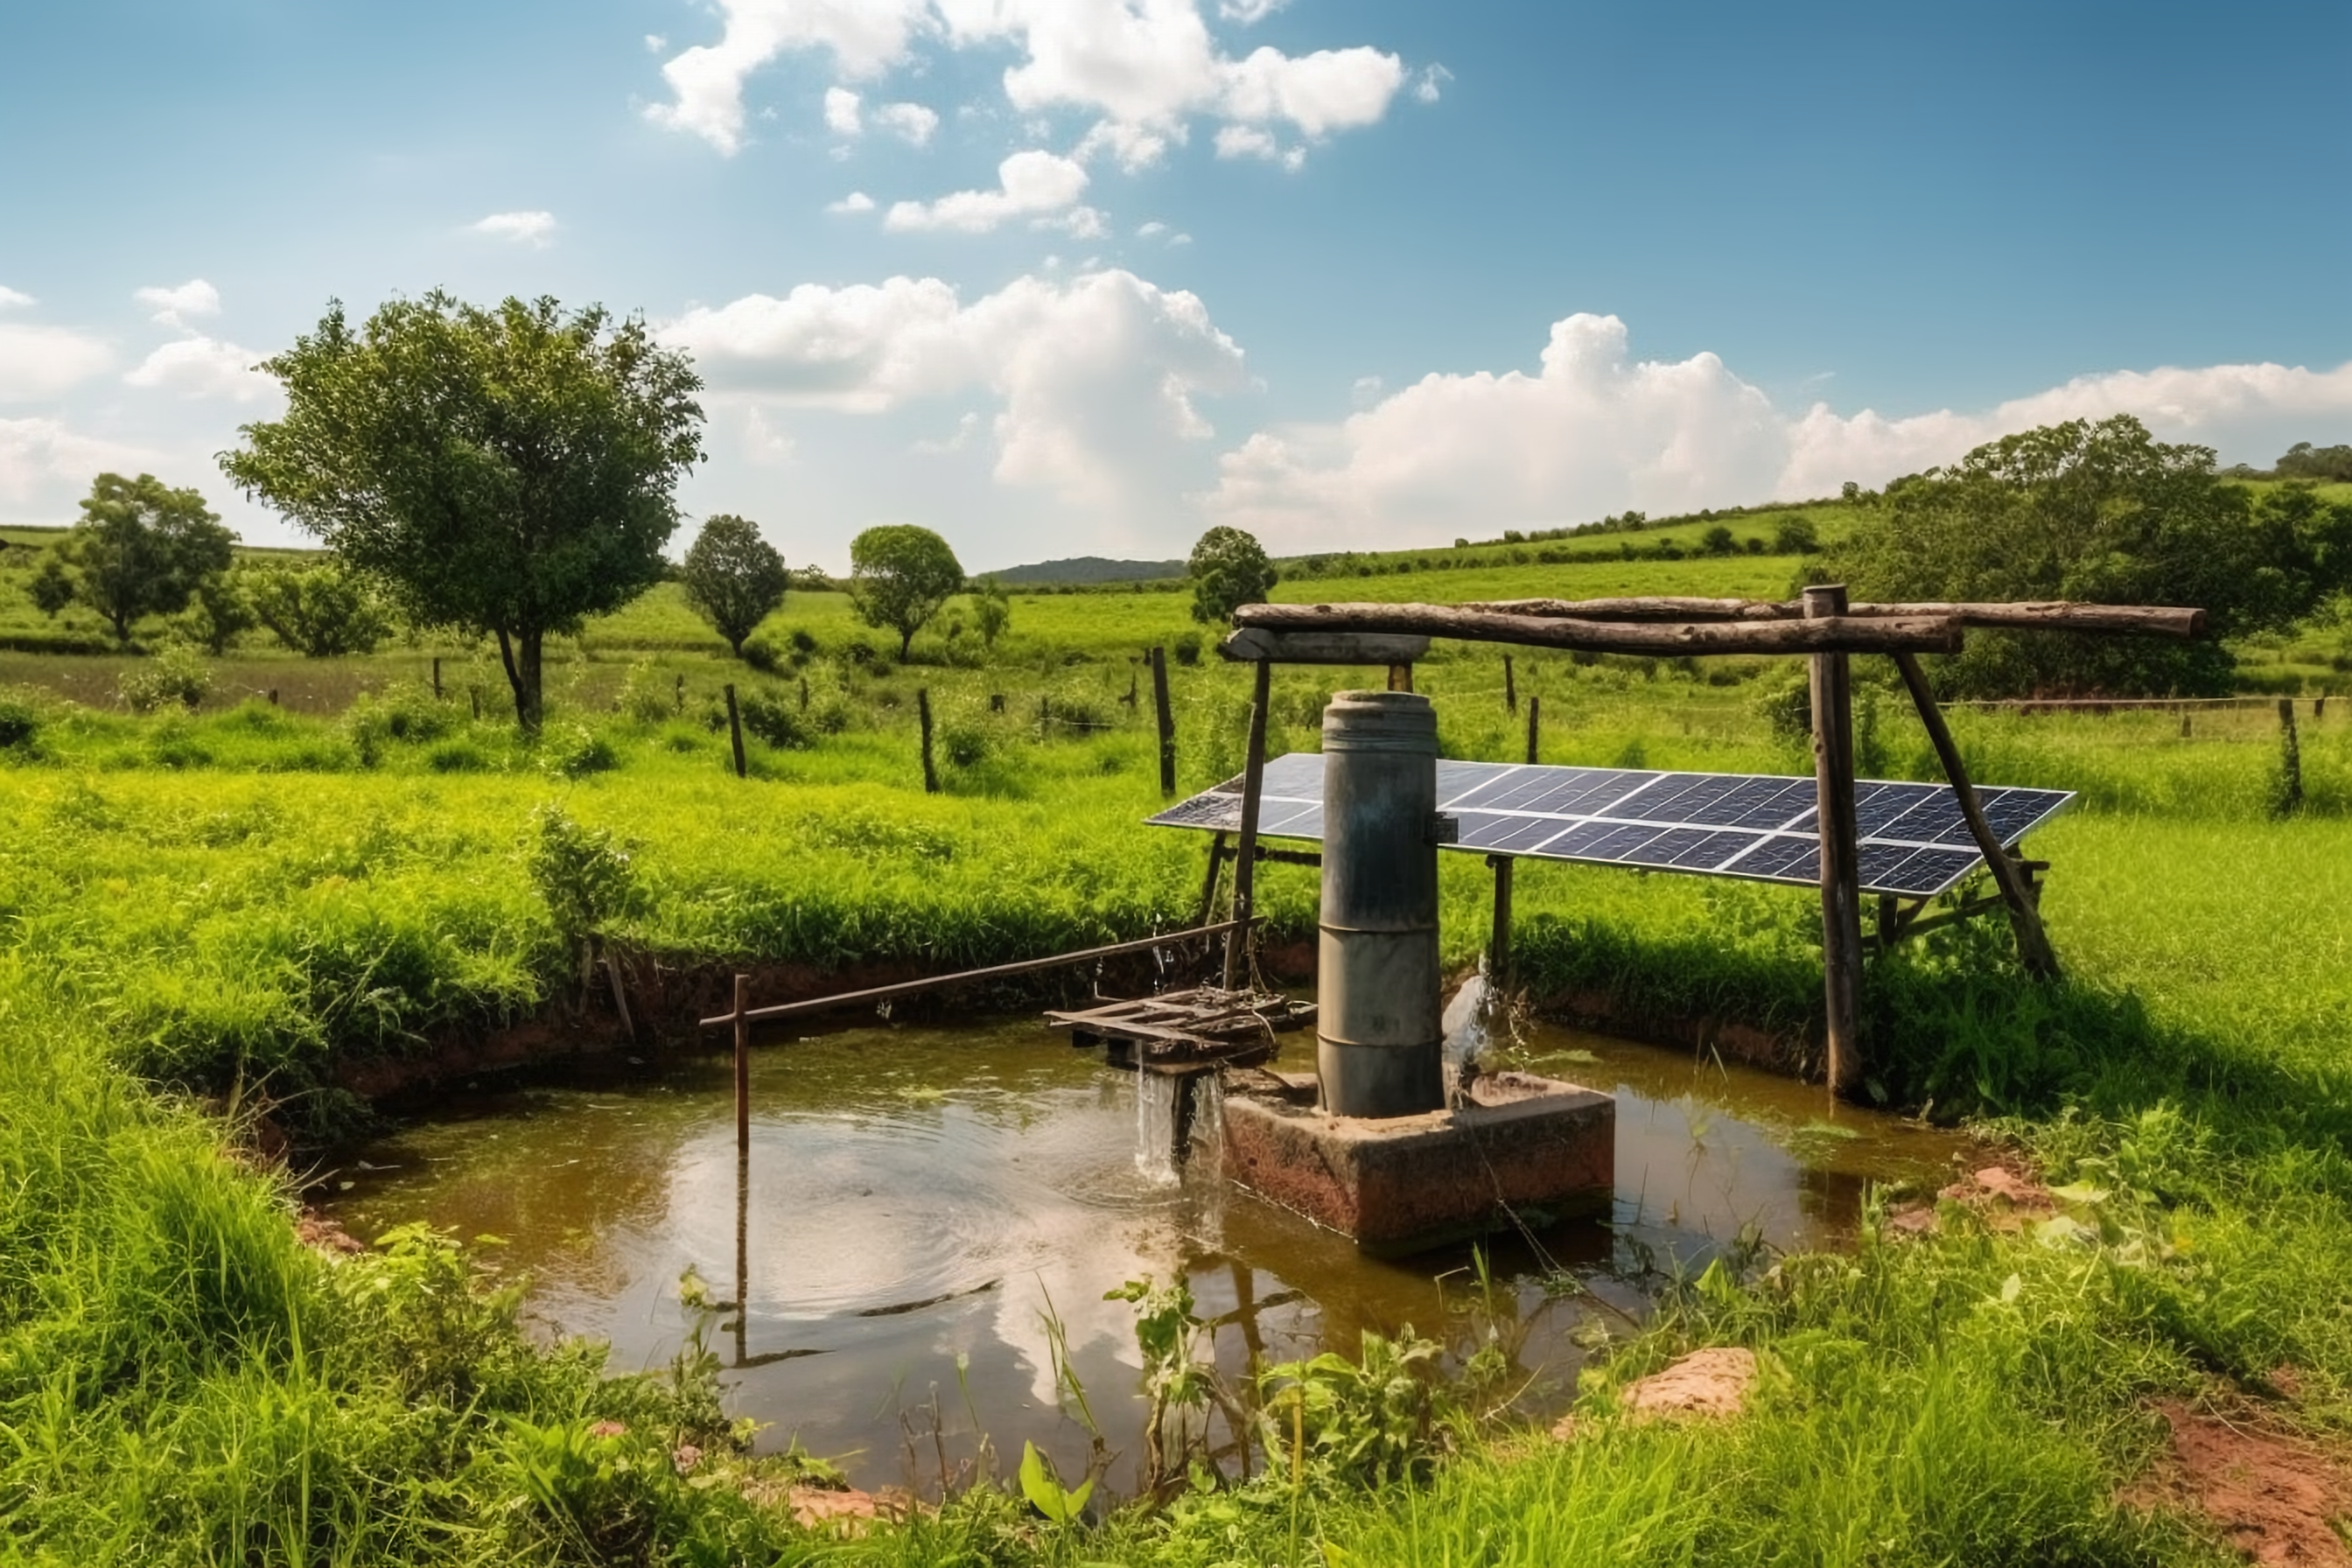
[
  {"x1": 1886, "y1": 1158, "x2": 2051, "y2": 1236},
  {"x1": 1552, "y1": 1347, "x2": 1758, "y2": 1438},
  {"x1": 2127, "y1": 1398, "x2": 2352, "y2": 1565}
]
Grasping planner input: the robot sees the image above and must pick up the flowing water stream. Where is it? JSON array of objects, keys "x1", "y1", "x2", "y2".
[{"x1": 318, "y1": 1012, "x2": 1971, "y2": 1494}]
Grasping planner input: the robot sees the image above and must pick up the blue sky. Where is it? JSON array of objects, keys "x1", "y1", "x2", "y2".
[{"x1": 3, "y1": 0, "x2": 2348, "y2": 570}]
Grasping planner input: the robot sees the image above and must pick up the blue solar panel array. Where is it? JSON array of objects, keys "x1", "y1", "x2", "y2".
[{"x1": 1146, "y1": 754, "x2": 2071, "y2": 900}]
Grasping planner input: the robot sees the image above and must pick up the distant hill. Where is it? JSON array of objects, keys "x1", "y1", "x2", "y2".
[{"x1": 984, "y1": 556, "x2": 1186, "y2": 585}]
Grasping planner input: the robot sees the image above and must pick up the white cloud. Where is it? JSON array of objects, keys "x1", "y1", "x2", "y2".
[
  {"x1": 649, "y1": 0, "x2": 1404, "y2": 164},
  {"x1": 1218, "y1": 0, "x2": 1284, "y2": 21},
  {"x1": 1214, "y1": 123, "x2": 1300, "y2": 169},
  {"x1": 646, "y1": 0, "x2": 933, "y2": 154},
  {"x1": 0, "y1": 416, "x2": 152, "y2": 508},
  {"x1": 0, "y1": 321, "x2": 114, "y2": 401},
  {"x1": 0, "y1": 285, "x2": 34, "y2": 311},
  {"x1": 1205, "y1": 313, "x2": 2352, "y2": 552},
  {"x1": 134, "y1": 279, "x2": 221, "y2": 329},
  {"x1": 645, "y1": 32, "x2": 668, "y2": 52},
  {"x1": 744, "y1": 406, "x2": 797, "y2": 465},
  {"x1": 823, "y1": 85, "x2": 863, "y2": 135},
  {"x1": 871, "y1": 100, "x2": 940, "y2": 144},
  {"x1": 472, "y1": 210, "x2": 556, "y2": 246},
  {"x1": 1413, "y1": 63, "x2": 1451, "y2": 104},
  {"x1": 883, "y1": 150, "x2": 1088, "y2": 234},
  {"x1": 122, "y1": 336, "x2": 276, "y2": 404},
  {"x1": 827, "y1": 190, "x2": 877, "y2": 214},
  {"x1": 660, "y1": 267, "x2": 1248, "y2": 511}
]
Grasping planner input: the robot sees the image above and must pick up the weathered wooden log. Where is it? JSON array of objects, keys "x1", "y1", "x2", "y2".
[
  {"x1": 1805, "y1": 586, "x2": 1866, "y2": 1100},
  {"x1": 1466, "y1": 597, "x2": 2205, "y2": 640},
  {"x1": 1219, "y1": 627, "x2": 1432, "y2": 664},
  {"x1": 1233, "y1": 601, "x2": 1963, "y2": 655}
]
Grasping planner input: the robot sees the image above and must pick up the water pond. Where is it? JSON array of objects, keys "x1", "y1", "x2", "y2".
[{"x1": 319, "y1": 1013, "x2": 1972, "y2": 1494}]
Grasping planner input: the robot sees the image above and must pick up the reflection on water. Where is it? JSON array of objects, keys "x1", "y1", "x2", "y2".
[{"x1": 320, "y1": 1014, "x2": 1971, "y2": 1494}]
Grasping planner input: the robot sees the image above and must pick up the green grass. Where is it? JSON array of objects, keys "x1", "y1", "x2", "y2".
[{"x1": 5, "y1": 550, "x2": 2352, "y2": 1562}]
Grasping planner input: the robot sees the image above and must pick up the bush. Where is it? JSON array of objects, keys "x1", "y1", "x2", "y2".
[
  {"x1": 1172, "y1": 631, "x2": 1204, "y2": 667},
  {"x1": 939, "y1": 718, "x2": 994, "y2": 769},
  {"x1": 733, "y1": 690, "x2": 810, "y2": 749},
  {"x1": 614, "y1": 661, "x2": 678, "y2": 723},
  {"x1": 425, "y1": 738, "x2": 495, "y2": 773},
  {"x1": 118, "y1": 641, "x2": 213, "y2": 713},
  {"x1": 345, "y1": 682, "x2": 459, "y2": 762},
  {"x1": 0, "y1": 690, "x2": 43, "y2": 749},
  {"x1": 246, "y1": 562, "x2": 395, "y2": 657},
  {"x1": 740, "y1": 637, "x2": 782, "y2": 675},
  {"x1": 1774, "y1": 514, "x2": 1822, "y2": 554},
  {"x1": 537, "y1": 723, "x2": 619, "y2": 780}
]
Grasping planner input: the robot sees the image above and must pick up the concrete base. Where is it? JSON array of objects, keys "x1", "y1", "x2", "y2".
[{"x1": 1220, "y1": 1070, "x2": 1614, "y2": 1256}]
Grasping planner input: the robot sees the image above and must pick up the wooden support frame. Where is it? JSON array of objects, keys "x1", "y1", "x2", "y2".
[
  {"x1": 1223, "y1": 661, "x2": 1274, "y2": 990},
  {"x1": 1486, "y1": 854, "x2": 1514, "y2": 986},
  {"x1": 1891, "y1": 652, "x2": 2060, "y2": 979},
  {"x1": 1805, "y1": 585, "x2": 1866, "y2": 1099}
]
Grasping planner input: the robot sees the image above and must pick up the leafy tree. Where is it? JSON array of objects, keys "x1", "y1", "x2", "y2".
[
  {"x1": 246, "y1": 561, "x2": 396, "y2": 656},
  {"x1": 220, "y1": 292, "x2": 704, "y2": 730},
  {"x1": 1186, "y1": 525, "x2": 1276, "y2": 626},
  {"x1": 174, "y1": 570, "x2": 257, "y2": 654},
  {"x1": 849, "y1": 524, "x2": 962, "y2": 661},
  {"x1": 1772, "y1": 514, "x2": 1821, "y2": 554},
  {"x1": 2276, "y1": 441, "x2": 2352, "y2": 482},
  {"x1": 1829, "y1": 416, "x2": 2352, "y2": 696},
  {"x1": 679, "y1": 514, "x2": 788, "y2": 658},
  {"x1": 970, "y1": 575, "x2": 1012, "y2": 649},
  {"x1": 30, "y1": 472, "x2": 236, "y2": 643},
  {"x1": 1700, "y1": 523, "x2": 1739, "y2": 556}
]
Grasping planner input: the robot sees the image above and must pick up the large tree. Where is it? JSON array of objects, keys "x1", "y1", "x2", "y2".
[
  {"x1": 849, "y1": 524, "x2": 962, "y2": 661},
  {"x1": 1186, "y1": 525, "x2": 1276, "y2": 626},
  {"x1": 1830, "y1": 416, "x2": 2352, "y2": 696},
  {"x1": 29, "y1": 472, "x2": 236, "y2": 643},
  {"x1": 220, "y1": 292, "x2": 704, "y2": 729},
  {"x1": 679, "y1": 514, "x2": 788, "y2": 658},
  {"x1": 246, "y1": 561, "x2": 395, "y2": 657}
]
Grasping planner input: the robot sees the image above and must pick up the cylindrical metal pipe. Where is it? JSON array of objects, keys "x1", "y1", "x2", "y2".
[{"x1": 1317, "y1": 690, "x2": 1444, "y2": 1117}]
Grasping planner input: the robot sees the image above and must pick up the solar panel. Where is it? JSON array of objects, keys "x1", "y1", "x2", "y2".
[{"x1": 1144, "y1": 755, "x2": 2072, "y2": 900}]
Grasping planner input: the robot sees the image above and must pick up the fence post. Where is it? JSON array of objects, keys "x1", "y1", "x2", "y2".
[
  {"x1": 919, "y1": 688, "x2": 941, "y2": 794},
  {"x1": 1525, "y1": 695, "x2": 1542, "y2": 765},
  {"x1": 1804, "y1": 584, "x2": 1865, "y2": 1099},
  {"x1": 1223, "y1": 661, "x2": 1274, "y2": 990},
  {"x1": 1487, "y1": 854, "x2": 1515, "y2": 986},
  {"x1": 1152, "y1": 645, "x2": 1177, "y2": 798},
  {"x1": 1503, "y1": 654, "x2": 1517, "y2": 714},
  {"x1": 724, "y1": 683, "x2": 747, "y2": 779},
  {"x1": 2278, "y1": 697, "x2": 2304, "y2": 815},
  {"x1": 431, "y1": 657, "x2": 442, "y2": 701}
]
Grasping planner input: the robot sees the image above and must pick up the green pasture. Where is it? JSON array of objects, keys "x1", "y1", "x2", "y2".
[{"x1": 4, "y1": 542, "x2": 2352, "y2": 1563}]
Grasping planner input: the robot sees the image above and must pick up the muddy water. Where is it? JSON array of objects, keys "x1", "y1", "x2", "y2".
[{"x1": 319, "y1": 1015, "x2": 1970, "y2": 1494}]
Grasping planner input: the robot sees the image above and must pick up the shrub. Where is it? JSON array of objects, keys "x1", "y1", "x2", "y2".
[
  {"x1": 740, "y1": 637, "x2": 782, "y2": 675},
  {"x1": 537, "y1": 723, "x2": 619, "y2": 780},
  {"x1": 118, "y1": 641, "x2": 213, "y2": 713},
  {"x1": 425, "y1": 738, "x2": 494, "y2": 773},
  {"x1": 613, "y1": 661, "x2": 677, "y2": 724},
  {"x1": 734, "y1": 690, "x2": 810, "y2": 749},
  {"x1": 246, "y1": 561, "x2": 396, "y2": 657},
  {"x1": 1172, "y1": 631, "x2": 1204, "y2": 667},
  {"x1": 1774, "y1": 514, "x2": 1822, "y2": 554},
  {"x1": 0, "y1": 690, "x2": 43, "y2": 749}
]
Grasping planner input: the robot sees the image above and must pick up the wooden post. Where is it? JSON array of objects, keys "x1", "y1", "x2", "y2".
[
  {"x1": 2278, "y1": 696, "x2": 2304, "y2": 815},
  {"x1": 1487, "y1": 854, "x2": 1514, "y2": 985},
  {"x1": 797, "y1": 675, "x2": 808, "y2": 711},
  {"x1": 267, "y1": 689, "x2": 279, "y2": 706},
  {"x1": 918, "y1": 688, "x2": 940, "y2": 794},
  {"x1": 1151, "y1": 646, "x2": 1177, "y2": 798},
  {"x1": 732, "y1": 974, "x2": 750, "y2": 1154},
  {"x1": 2317, "y1": 695, "x2": 2328, "y2": 720},
  {"x1": 468, "y1": 689, "x2": 480, "y2": 720},
  {"x1": 1525, "y1": 695, "x2": 1542, "y2": 765},
  {"x1": 1223, "y1": 661, "x2": 1273, "y2": 990},
  {"x1": 724, "y1": 682, "x2": 747, "y2": 779},
  {"x1": 2180, "y1": 713, "x2": 2193, "y2": 738},
  {"x1": 1194, "y1": 830, "x2": 1228, "y2": 928},
  {"x1": 1387, "y1": 663, "x2": 1414, "y2": 692},
  {"x1": 676, "y1": 673, "x2": 687, "y2": 715},
  {"x1": 1892, "y1": 653, "x2": 2060, "y2": 980},
  {"x1": 1503, "y1": 654, "x2": 1517, "y2": 714},
  {"x1": 431, "y1": 656, "x2": 442, "y2": 701},
  {"x1": 1804, "y1": 585, "x2": 1865, "y2": 1098}
]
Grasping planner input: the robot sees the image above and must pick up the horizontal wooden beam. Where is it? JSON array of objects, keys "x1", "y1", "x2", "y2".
[
  {"x1": 1465, "y1": 596, "x2": 2205, "y2": 640},
  {"x1": 701, "y1": 919, "x2": 1250, "y2": 1028},
  {"x1": 1218, "y1": 627, "x2": 1432, "y2": 664},
  {"x1": 1231, "y1": 601, "x2": 1964, "y2": 655}
]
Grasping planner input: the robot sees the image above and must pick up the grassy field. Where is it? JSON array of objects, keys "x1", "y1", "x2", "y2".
[{"x1": 4, "y1": 542, "x2": 2352, "y2": 1562}]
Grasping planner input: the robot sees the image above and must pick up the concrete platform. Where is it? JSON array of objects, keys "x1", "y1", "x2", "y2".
[{"x1": 1220, "y1": 1070, "x2": 1614, "y2": 1255}]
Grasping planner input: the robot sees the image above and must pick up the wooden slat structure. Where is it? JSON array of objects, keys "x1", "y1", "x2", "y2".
[{"x1": 1047, "y1": 987, "x2": 1315, "y2": 1075}]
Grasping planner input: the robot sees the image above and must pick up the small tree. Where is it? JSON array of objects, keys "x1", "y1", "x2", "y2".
[
  {"x1": 175, "y1": 570, "x2": 256, "y2": 654},
  {"x1": 849, "y1": 524, "x2": 963, "y2": 661},
  {"x1": 970, "y1": 575, "x2": 1012, "y2": 649},
  {"x1": 679, "y1": 514, "x2": 788, "y2": 658},
  {"x1": 1772, "y1": 514, "x2": 1821, "y2": 554},
  {"x1": 247, "y1": 561, "x2": 396, "y2": 656},
  {"x1": 1186, "y1": 525, "x2": 1276, "y2": 626},
  {"x1": 30, "y1": 472, "x2": 236, "y2": 643},
  {"x1": 1700, "y1": 523, "x2": 1739, "y2": 556},
  {"x1": 221, "y1": 292, "x2": 704, "y2": 731}
]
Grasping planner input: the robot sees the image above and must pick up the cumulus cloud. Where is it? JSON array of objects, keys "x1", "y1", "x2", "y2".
[
  {"x1": 0, "y1": 416, "x2": 152, "y2": 507},
  {"x1": 472, "y1": 210, "x2": 556, "y2": 246},
  {"x1": 1213, "y1": 123, "x2": 1300, "y2": 169},
  {"x1": 134, "y1": 279, "x2": 221, "y2": 329},
  {"x1": 823, "y1": 86, "x2": 863, "y2": 135},
  {"x1": 122, "y1": 336, "x2": 276, "y2": 404},
  {"x1": 0, "y1": 285, "x2": 34, "y2": 311},
  {"x1": 1206, "y1": 313, "x2": 2352, "y2": 551},
  {"x1": 648, "y1": 0, "x2": 1404, "y2": 166},
  {"x1": 645, "y1": 0, "x2": 933, "y2": 154},
  {"x1": 827, "y1": 190, "x2": 877, "y2": 214},
  {"x1": 0, "y1": 321, "x2": 114, "y2": 402},
  {"x1": 883, "y1": 150, "x2": 1088, "y2": 233},
  {"x1": 660, "y1": 267, "x2": 1248, "y2": 511},
  {"x1": 871, "y1": 100, "x2": 940, "y2": 144}
]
